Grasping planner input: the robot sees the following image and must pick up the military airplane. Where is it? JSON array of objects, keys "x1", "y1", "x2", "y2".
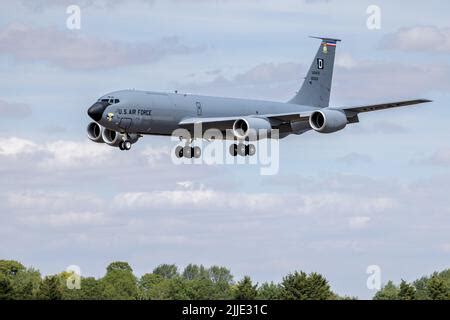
[{"x1": 87, "y1": 37, "x2": 431, "y2": 158}]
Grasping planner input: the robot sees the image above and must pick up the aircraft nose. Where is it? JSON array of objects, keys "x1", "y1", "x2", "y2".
[{"x1": 87, "y1": 102, "x2": 108, "y2": 121}]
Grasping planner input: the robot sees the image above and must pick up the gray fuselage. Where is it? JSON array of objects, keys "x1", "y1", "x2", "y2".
[{"x1": 95, "y1": 89, "x2": 316, "y2": 138}]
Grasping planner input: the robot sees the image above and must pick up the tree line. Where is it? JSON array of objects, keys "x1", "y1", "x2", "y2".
[{"x1": 0, "y1": 260, "x2": 448, "y2": 300}]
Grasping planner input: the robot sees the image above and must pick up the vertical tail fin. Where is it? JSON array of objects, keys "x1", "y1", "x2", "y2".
[{"x1": 289, "y1": 37, "x2": 341, "y2": 108}]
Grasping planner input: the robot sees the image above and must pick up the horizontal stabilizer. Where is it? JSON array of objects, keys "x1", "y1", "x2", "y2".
[{"x1": 309, "y1": 36, "x2": 342, "y2": 43}]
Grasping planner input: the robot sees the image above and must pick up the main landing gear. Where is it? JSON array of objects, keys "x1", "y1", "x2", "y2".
[
  {"x1": 175, "y1": 145, "x2": 201, "y2": 159},
  {"x1": 229, "y1": 143, "x2": 256, "y2": 157},
  {"x1": 173, "y1": 139, "x2": 257, "y2": 158}
]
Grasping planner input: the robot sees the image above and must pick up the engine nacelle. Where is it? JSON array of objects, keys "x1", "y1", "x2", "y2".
[
  {"x1": 102, "y1": 128, "x2": 122, "y2": 147},
  {"x1": 232, "y1": 117, "x2": 272, "y2": 140},
  {"x1": 309, "y1": 109, "x2": 348, "y2": 134},
  {"x1": 102, "y1": 128, "x2": 139, "y2": 147},
  {"x1": 87, "y1": 122, "x2": 104, "y2": 143}
]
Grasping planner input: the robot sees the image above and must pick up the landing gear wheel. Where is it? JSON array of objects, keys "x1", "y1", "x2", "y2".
[
  {"x1": 229, "y1": 144, "x2": 238, "y2": 157},
  {"x1": 237, "y1": 143, "x2": 246, "y2": 157},
  {"x1": 183, "y1": 146, "x2": 192, "y2": 158},
  {"x1": 119, "y1": 141, "x2": 125, "y2": 150},
  {"x1": 123, "y1": 140, "x2": 132, "y2": 150},
  {"x1": 175, "y1": 146, "x2": 183, "y2": 158},
  {"x1": 247, "y1": 144, "x2": 256, "y2": 156},
  {"x1": 193, "y1": 146, "x2": 201, "y2": 158}
]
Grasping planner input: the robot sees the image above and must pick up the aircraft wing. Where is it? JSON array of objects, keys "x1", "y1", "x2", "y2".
[
  {"x1": 260, "y1": 111, "x2": 313, "y2": 123},
  {"x1": 179, "y1": 99, "x2": 431, "y2": 132},
  {"x1": 179, "y1": 111, "x2": 314, "y2": 132},
  {"x1": 339, "y1": 99, "x2": 432, "y2": 116},
  {"x1": 179, "y1": 116, "x2": 238, "y2": 132}
]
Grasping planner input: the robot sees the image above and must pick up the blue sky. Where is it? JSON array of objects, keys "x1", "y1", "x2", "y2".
[{"x1": 0, "y1": 0, "x2": 449, "y2": 299}]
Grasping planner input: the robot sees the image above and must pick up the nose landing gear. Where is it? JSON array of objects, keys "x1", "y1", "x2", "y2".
[
  {"x1": 119, "y1": 133, "x2": 133, "y2": 151},
  {"x1": 119, "y1": 140, "x2": 132, "y2": 151}
]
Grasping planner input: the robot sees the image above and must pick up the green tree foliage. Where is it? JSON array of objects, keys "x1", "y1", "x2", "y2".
[
  {"x1": 11, "y1": 268, "x2": 41, "y2": 300},
  {"x1": 107, "y1": 261, "x2": 133, "y2": 273},
  {"x1": 412, "y1": 269, "x2": 450, "y2": 300},
  {"x1": 398, "y1": 280, "x2": 416, "y2": 300},
  {"x1": 138, "y1": 273, "x2": 172, "y2": 300},
  {"x1": 206, "y1": 266, "x2": 234, "y2": 299},
  {"x1": 153, "y1": 264, "x2": 179, "y2": 279},
  {"x1": 61, "y1": 276, "x2": 104, "y2": 300},
  {"x1": 234, "y1": 276, "x2": 258, "y2": 300},
  {"x1": 0, "y1": 261, "x2": 40, "y2": 300},
  {"x1": 182, "y1": 264, "x2": 209, "y2": 281},
  {"x1": 208, "y1": 266, "x2": 233, "y2": 284},
  {"x1": 138, "y1": 264, "x2": 234, "y2": 300},
  {"x1": 0, "y1": 273, "x2": 13, "y2": 300},
  {"x1": 280, "y1": 271, "x2": 334, "y2": 300},
  {"x1": 100, "y1": 261, "x2": 138, "y2": 300},
  {"x1": 1, "y1": 260, "x2": 449, "y2": 300},
  {"x1": 427, "y1": 273, "x2": 449, "y2": 300},
  {"x1": 188, "y1": 277, "x2": 232, "y2": 300},
  {"x1": 257, "y1": 282, "x2": 282, "y2": 300},
  {"x1": 0, "y1": 260, "x2": 25, "y2": 277},
  {"x1": 39, "y1": 276, "x2": 63, "y2": 300},
  {"x1": 413, "y1": 276, "x2": 430, "y2": 300},
  {"x1": 373, "y1": 281, "x2": 399, "y2": 300}
]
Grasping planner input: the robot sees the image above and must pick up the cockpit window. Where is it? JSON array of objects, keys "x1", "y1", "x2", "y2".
[{"x1": 98, "y1": 98, "x2": 120, "y2": 105}]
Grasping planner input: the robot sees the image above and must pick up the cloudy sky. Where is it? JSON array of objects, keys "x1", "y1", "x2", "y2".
[{"x1": 0, "y1": 0, "x2": 449, "y2": 299}]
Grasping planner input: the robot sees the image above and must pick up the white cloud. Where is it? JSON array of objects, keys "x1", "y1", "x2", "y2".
[
  {"x1": 113, "y1": 187, "x2": 396, "y2": 218},
  {"x1": 298, "y1": 193, "x2": 396, "y2": 215},
  {"x1": 40, "y1": 140, "x2": 113, "y2": 169},
  {"x1": 440, "y1": 243, "x2": 450, "y2": 253},
  {"x1": 114, "y1": 189, "x2": 280, "y2": 212},
  {"x1": 381, "y1": 26, "x2": 450, "y2": 53},
  {"x1": 348, "y1": 216, "x2": 371, "y2": 229},
  {"x1": 21, "y1": 211, "x2": 107, "y2": 227},
  {"x1": 335, "y1": 53, "x2": 357, "y2": 69},
  {"x1": 141, "y1": 146, "x2": 171, "y2": 167},
  {"x1": 178, "y1": 55, "x2": 448, "y2": 103},
  {"x1": 420, "y1": 148, "x2": 450, "y2": 166},
  {"x1": 0, "y1": 136, "x2": 113, "y2": 169},
  {"x1": 0, "y1": 137, "x2": 39, "y2": 156},
  {"x1": 6, "y1": 192, "x2": 103, "y2": 211},
  {"x1": 0, "y1": 23, "x2": 202, "y2": 70},
  {"x1": 18, "y1": 0, "x2": 155, "y2": 10}
]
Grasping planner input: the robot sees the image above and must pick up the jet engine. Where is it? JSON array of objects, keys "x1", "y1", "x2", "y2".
[
  {"x1": 87, "y1": 122, "x2": 104, "y2": 143},
  {"x1": 232, "y1": 117, "x2": 272, "y2": 139},
  {"x1": 102, "y1": 128, "x2": 122, "y2": 147},
  {"x1": 309, "y1": 109, "x2": 348, "y2": 134},
  {"x1": 102, "y1": 128, "x2": 140, "y2": 148}
]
